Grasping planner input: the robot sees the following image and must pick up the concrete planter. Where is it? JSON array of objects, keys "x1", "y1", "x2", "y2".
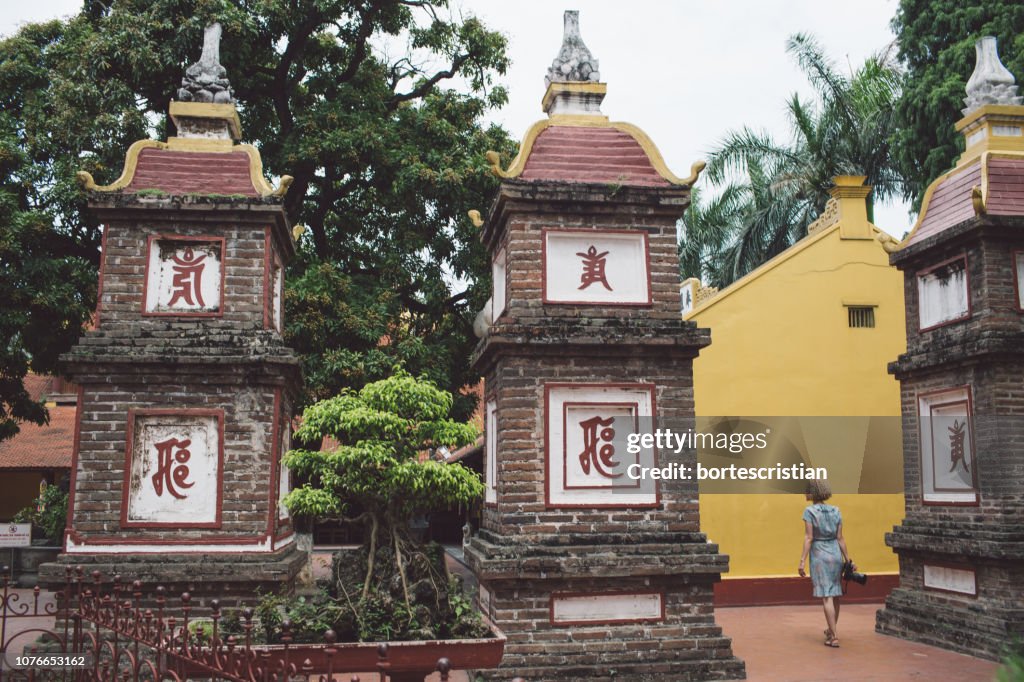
[{"x1": 180, "y1": 625, "x2": 505, "y2": 682}]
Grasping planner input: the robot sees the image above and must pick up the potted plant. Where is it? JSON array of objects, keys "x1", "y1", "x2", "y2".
[{"x1": 227, "y1": 371, "x2": 502, "y2": 678}]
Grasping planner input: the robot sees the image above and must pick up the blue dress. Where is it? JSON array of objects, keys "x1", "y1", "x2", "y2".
[{"x1": 803, "y1": 503, "x2": 843, "y2": 598}]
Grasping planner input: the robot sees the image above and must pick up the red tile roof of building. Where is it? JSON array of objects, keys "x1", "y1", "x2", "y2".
[
  {"x1": 520, "y1": 126, "x2": 670, "y2": 187},
  {"x1": 905, "y1": 155, "x2": 1024, "y2": 249},
  {"x1": 126, "y1": 147, "x2": 261, "y2": 197},
  {"x1": 905, "y1": 162, "x2": 981, "y2": 248},
  {"x1": 987, "y1": 156, "x2": 1024, "y2": 215},
  {"x1": 0, "y1": 405, "x2": 76, "y2": 470}
]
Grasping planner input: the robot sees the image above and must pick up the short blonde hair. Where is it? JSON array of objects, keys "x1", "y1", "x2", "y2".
[{"x1": 806, "y1": 478, "x2": 832, "y2": 503}]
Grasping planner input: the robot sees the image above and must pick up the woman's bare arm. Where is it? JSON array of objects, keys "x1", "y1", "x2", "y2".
[
  {"x1": 798, "y1": 520, "x2": 813, "y2": 577},
  {"x1": 837, "y1": 522, "x2": 853, "y2": 567}
]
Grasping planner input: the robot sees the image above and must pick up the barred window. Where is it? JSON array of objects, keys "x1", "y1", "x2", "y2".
[{"x1": 847, "y1": 306, "x2": 876, "y2": 328}]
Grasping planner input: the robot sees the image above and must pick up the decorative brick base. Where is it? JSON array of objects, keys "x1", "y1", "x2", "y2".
[{"x1": 38, "y1": 545, "x2": 307, "y2": 611}]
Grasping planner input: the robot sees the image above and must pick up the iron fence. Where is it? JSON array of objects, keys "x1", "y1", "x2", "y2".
[{"x1": 0, "y1": 566, "x2": 507, "y2": 682}]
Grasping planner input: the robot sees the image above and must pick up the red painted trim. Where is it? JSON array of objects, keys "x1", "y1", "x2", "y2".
[
  {"x1": 120, "y1": 408, "x2": 225, "y2": 529},
  {"x1": 273, "y1": 528, "x2": 295, "y2": 547},
  {"x1": 549, "y1": 590, "x2": 665, "y2": 626},
  {"x1": 267, "y1": 389, "x2": 282, "y2": 535},
  {"x1": 141, "y1": 234, "x2": 227, "y2": 318},
  {"x1": 63, "y1": 385, "x2": 86, "y2": 547},
  {"x1": 543, "y1": 382, "x2": 660, "y2": 509},
  {"x1": 921, "y1": 560, "x2": 978, "y2": 598},
  {"x1": 484, "y1": 395, "x2": 498, "y2": 508},
  {"x1": 916, "y1": 253, "x2": 971, "y2": 332},
  {"x1": 916, "y1": 385, "x2": 979, "y2": 506},
  {"x1": 561, "y1": 401, "x2": 640, "y2": 490},
  {"x1": 94, "y1": 226, "x2": 109, "y2": 329},
  {"x1": 713, "y1": 574, "x2": 899, "y2": 607},
  {"x1": 1012, "y1": 250, "x2": 1024, "y2": 313},
  {"x1": 540, "y1": 228, "x2": 653, "y2": 307},
  {"x1": 67, "y1": 528, "x2": 281, "y2": 549},
  {"x1": 263, "y1": 228, "x2": 273, "y2": 329}
]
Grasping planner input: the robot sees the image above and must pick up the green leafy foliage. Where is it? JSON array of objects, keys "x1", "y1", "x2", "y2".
[
  {"x1": 273, "y1": 372, "x2": 486, "y2": 641},
  {"x1": 890, "y1": 1, "x2": 1024, "y2": 208},
  {"x1": 13, "y1": 484, "x2": 68, "y2": 543},
  {"x1": 0, "y1": 0, "x2": 514, "y2": 437},
  {"x1": 680, "y1": 34, "x2": 902, "y2": 288},
  {"x1": 284, "y1": 370, "x2": 481, "y2": 523}
]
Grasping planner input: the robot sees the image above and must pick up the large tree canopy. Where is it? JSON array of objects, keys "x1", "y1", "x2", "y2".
[
  {"x1": 0, "y1": 0, "x2": 514, "y2": 438},
  {"x1": 891, "y1": 0, "x2": 1024, "y2": 208},
  {"x1": 680, "y1": 34, "x2": 901, "y2": 288}
]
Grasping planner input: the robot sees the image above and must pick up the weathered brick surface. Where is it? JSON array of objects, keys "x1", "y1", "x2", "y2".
[
  {"x1": 469, "y1": 181, "x2": 743, "y2": 680},
  {"x1": 878, "y1": 214, "x2": 1024, "y2": 660},
  {"x1": 41, "y1": 194, "x2": 303, "y2": 606}
]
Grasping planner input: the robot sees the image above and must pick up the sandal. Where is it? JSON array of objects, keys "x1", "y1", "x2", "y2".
[
  {"x1": 824, "y1": 638, "x2": 840, "y2": 648},
  {"x1": 823, "y1": 629, "x2": 833, "y2": 644}
]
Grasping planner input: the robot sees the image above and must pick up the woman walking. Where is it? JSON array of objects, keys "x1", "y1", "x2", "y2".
[{"x1": 798, "y1": 478, "x2": 853, "y2": 648}]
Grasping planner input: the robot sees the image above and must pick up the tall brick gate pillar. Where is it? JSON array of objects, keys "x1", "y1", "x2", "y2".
[
  {"x1": 39, "y1": 24, "x2": 305, "y2": 605},
  {"x1": 874, "y1": 37, "x2": 1024, "y2": 659},
  {"x1": 465, "y1": 12, "x2": 744, "y2": 681}
]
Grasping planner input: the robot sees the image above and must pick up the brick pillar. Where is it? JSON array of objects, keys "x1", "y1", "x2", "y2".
[
  {"x1": 874, "y1": 37, "x2": 1024, "y2": 659},
  {"x1": 464, "y1": 12, "x2": 743, "y2": 681},
  {"x1": 39, "y1": 27, "x2": 305, "y2": 607}
]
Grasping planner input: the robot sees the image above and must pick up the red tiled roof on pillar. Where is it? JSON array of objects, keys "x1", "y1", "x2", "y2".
[
  {"x1": 484, "y1": 11, "x2": 703, "y2": 191},
  {"x1": 521, "y1": 126, "x2": 669, "y2": 187},
  {"x1": 883, "y1": 37, "x2": 1024, "y2": 254},
  {"x1": 126, "y1": 147, "x2": 261, "y2": 196}
]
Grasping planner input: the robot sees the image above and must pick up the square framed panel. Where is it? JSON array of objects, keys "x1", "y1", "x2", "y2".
[
  {"x1": 917, "y1": 255, "x2": 970, "y2": 331},
  {"x1": 542, "y1": 229, "x2": 651, "y2": 305},
  {"x1": 918, "y1": 387, "x2": 978, "y2": 505},
  {"x1": 545, "y1": 383, "x2": 657, "y2": 507},
  {"x1": 143, "y1": 235, "x2": 225, "y2": 316},
  {"x1": 121, "y1": 409, "x2": 224, "y2": 528}
]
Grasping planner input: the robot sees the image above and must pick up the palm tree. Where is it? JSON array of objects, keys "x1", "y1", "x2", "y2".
[{"x1": 680, "y1": 34, "x2": 902, "y2": 287}]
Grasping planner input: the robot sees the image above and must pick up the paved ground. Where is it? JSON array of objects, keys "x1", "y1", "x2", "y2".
[
  {"x1": 1, "y1": 575, "x2": 1003, "y2": 681},
  {"x1": 718, "y1": 603, "x2": 999, "y2": 682}
]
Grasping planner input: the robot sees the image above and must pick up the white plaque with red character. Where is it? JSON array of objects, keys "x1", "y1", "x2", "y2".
[
  {"x1": 543, "y1": 229, "x2": 651, "y2": 305},
  {"x1": 122, "y1": 409, "x2": 223, "y2": 527},
  {"x1": 144, "y1": 236, "x2": 225, "y2": 315},
  {"x1": 545, "y1": 384, "x2": 657, "y2": 506}
]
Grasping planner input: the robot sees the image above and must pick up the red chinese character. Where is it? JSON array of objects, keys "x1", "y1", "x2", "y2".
[
  {"x1": 578, "y1": 416, "x2": 621, "y2": 478},
  {"x1": 576, "y1": 245, "x2": 612, "y2": 291},
  {"x1": 948, "y1": 419, "x2": 969, "y2": 473},
  {"x1": 167, "y1": 246, "x2": 207, "y2": 307},
  {"x1": 151, "y1": 437, "x2": 194, "y2": 499}
]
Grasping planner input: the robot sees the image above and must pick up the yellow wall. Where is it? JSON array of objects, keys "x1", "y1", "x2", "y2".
[{"x1": 688, "y1": 222, "x2": 906, "y2": 577}]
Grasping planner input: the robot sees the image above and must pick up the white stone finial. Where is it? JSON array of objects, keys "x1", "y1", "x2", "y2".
[
  {"x1": 177, "y1": 22, "x2": 234, "y2": 104},
  {"x1": 199, "y1": 23, "x2": 222, "y2": 70},
  {"x1": 963, "y1": 36, "x2": 1022, "y2": 115},
  {"x1": 545, "y1": 10, "x2": 600, "y2": 87}
]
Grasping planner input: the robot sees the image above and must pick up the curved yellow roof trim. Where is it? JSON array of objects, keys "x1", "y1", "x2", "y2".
[
  {"x1": 76, "y1": 140, "x2": 166, "y2": 192},
  {"x1": 878, "y1": 150, "x2": 1024, "y2": 253},
  {"x1": 486, "y1": 115, "x2": 705, "y2": 187},
  {"x1": 75, "y1": 139, "x2": 292, "y2": 198}
]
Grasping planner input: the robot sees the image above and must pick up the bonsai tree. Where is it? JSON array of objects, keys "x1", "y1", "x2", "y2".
[{"x1": 282, "y1": 370, "x2": 485, "y2": 640}]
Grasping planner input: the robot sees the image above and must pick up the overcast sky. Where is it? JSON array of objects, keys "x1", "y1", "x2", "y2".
[{"x1": 0, "y1": 1, "x2": 914, "y2": 234}]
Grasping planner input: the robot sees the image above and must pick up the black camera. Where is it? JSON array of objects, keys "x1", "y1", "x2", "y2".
[{"x1": 842, "y1": 560, "x2": 868, "y2": 586}]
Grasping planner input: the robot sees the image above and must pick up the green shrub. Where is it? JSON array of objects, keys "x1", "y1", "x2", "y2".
[{"x1": 13, "y1": 485, "x2": 67, "y2": 544}]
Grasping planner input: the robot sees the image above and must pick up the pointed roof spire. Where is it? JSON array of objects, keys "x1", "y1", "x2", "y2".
[
  {"x1": 541, "y1": 11, "x2": 606, "y2": 117},
  {"x1": 177, "y1": 23, "x2": 234, "y2": 104},
  {"x1": 962, "y1": 36, "x2": 1021, "y2": 115},
  {"x1": 545, "y1": 10, "x2": 600, "y2": 86}
]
